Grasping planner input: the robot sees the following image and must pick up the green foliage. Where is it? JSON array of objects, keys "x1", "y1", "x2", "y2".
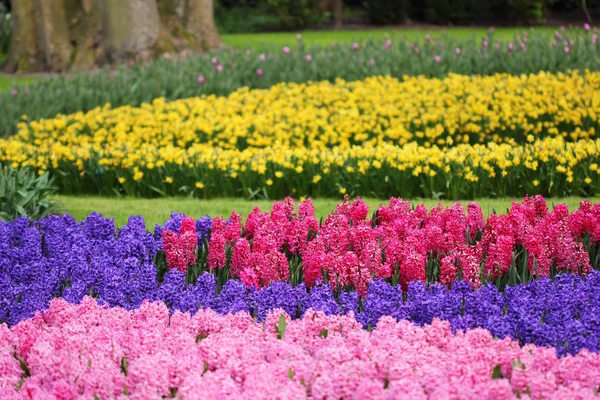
[
  {"x1": 266, "y1": 0, "x2": 324, "y2": 29},
  {"x1": 0, "y1": 3, "x2": 11, "y2": 55},
  {"x1": 0, "y1": 166, "x2": 58, "y2": 221},
  {"x1": 216, "y1": 4, "x2": 282, "y2": 33},
  {"x1": 362, "y1": 0, "x2": 411, "y2": 25}
]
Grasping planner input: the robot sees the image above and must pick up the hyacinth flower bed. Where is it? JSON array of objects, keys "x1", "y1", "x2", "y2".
[
  {"x1": 3, "y1": 195, "x2": 600, "y2": 397},
  {"x1": 2, "y1": 298, "x2": 600, "y2": 399}
]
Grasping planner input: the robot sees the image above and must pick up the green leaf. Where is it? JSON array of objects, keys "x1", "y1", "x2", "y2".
[
  {"x1": 319, "y1": 329, "x2": 328, "y2": 339},
  {"x1": 276, "y1": 315, "x2": 287, "y2": 339},
  {"x1": 287, "y1": 367, "x2": 294, "y2": 379},
  {"x1": 492, "y1": 364, "x2": 504, "y2": 379},
  {"x1": 120, "y1": 357, "x2": 128, "y2": 376}
]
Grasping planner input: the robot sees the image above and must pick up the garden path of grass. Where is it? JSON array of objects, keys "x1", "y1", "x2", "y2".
[{"x1": 54, "y1": 195, "x2": 598, "y2": 229}]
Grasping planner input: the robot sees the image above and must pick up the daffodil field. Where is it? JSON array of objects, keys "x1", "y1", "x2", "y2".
[
  {"x1": 2, "y1": 70, "x2": 600, "y2": 198},
  {"x1": 4, "y1": 26, "x2": 600, "y2": 399}
]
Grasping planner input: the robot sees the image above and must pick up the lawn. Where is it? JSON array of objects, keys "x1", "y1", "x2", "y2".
[
  {"x1": 54, "y1": 195, "x2": 596, "y2": 228},
  {"x1": 220, "y1": 26, "x2": 556, "y2": 48}
]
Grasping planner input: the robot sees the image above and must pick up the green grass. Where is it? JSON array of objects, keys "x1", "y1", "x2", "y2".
[
  {"x1": 0, "y1": 74, "x2": 36, "y2": 91},
  {"x1": 54, "y1": 195, "x2": 598, "y2": 229},
  {"x1": 221, "y1": 26, "x2": 555, "y2": 48}
]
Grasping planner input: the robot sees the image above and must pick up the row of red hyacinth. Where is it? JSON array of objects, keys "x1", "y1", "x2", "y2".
[{"x1": 161, "y1": 196, "x2": 600, "y2": 295}]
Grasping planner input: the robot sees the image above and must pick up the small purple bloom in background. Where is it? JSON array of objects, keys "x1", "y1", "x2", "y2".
[
  {"x1": 305, "y1": 54, "x2": 312, "y2": 62},
  {"x1": 553, "y1": 40, "x2": 557, "y2": 46},
  {"x1": 11, "y1": 90, "x2": 17, "y2": 97},
  {"x1": 455, "y1": 47, "x2": 461, "y2": 55},
  {"x1": 259, "y1": 54, "x2": 266, "y2": 61},
  {"x1": 197, "y1": 75, "x2": 205, "y2": 84},
  {"x1": 216, "y1": 64, "x2": 223, "y2": 72},
  {"x1": 425, "y1": 34, "x2": 430, "y2": 41},
  {"x1": 483, "y1": 40, "x2": 488, "y2": 48},
  {"x1": 593, "y1": 34, "x2": 598, "y2": 44},
  {"x1": 331, "y1": 41, "x2": 336, "y2": 47},
  {"x1": 211, "y1": 57, "x2": 217, "y2": 65},
  {"x1": 560, "y1": 25, "x2": 565, "y2": 31},
  {"x1": 283, "y1": 46, "x2": 290, "y2": 54},
  {"x1": 564, "y1": 46, "x2": 570, "y2": 55},
  {"x1": 489, "y1": 26, "x2": 494, "y2": 32},
  {"x1": 351, "y1": 42, "x2": 359, "y2": 50},
  {"x1": 245, "y1": 49, "x2": 251, "y2": 55},
  {"x1": 383, "y1": 39, "x2": 392, "y2": 49},
  {"x1": 296, "y1": 34, "x2": 302, "y2": 40},
  {"x1": 434, "y1": 55, "x2": 441, "y2": 63},
  {"x1": 495, "y1": 43, "x2": 500, "y2": 50},
  {"x1": 508, "y1": 43, "x2": 514, "y2": 51},
  {"x1": 414, "y1": 47, "x2": 420, "y2": 53},
  {"x1": 256, "y1": 69, "x2": 263, "y2": 77},
  {"x1": 555, "y1": 31, "x2": 562, "y2": 39},
  {"x1": 370, "y1": 59, "x2": 375, "y2": 66}
]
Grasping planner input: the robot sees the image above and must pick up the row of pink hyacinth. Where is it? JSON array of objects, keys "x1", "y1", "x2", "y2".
[
  {"x1": 162, "y1": 196, "x2": 600, "y2": 295},
  {"x1": 1, "y1": 297, "x2": 600, "y2": 399}
]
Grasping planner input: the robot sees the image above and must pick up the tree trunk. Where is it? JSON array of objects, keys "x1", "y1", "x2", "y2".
[
  {"x1": 582, "y1": 0, "x2": 592, "y2": 24},
  {"x1": 4, "y1": 0, "x2": 42, "y2": 72},
  {"x1": 333, "y1": 0, "x2": 342, "y2": 29},
  {"x1": 34, "y1": 0, "x2": 72, "y2": 71},
  {"x1": 102, "y1": 0, "x2": 161, "y2": 61},
  {"x1": 184, "y1": 0, "x2": 222, "y2": 49},
  {"x1": 4, "y1": 0, "x2": 222, "y2": 72}
]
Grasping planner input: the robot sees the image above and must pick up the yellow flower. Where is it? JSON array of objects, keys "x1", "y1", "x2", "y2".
[
  {"x1": 165, "y1": 176, "x2": 173, "y2": 184},
  {"x1": 266, "y1": 179, "x2": 273, "y2": 186},
  {"x1": 339, "y1": 187, "x2": 347, "y2": 195},
  {"x1": 312, "y1": 175, "x2": 322, "y2": 184},
  {"x1": 118, "y1": 177, "x2": 126, "y2": 184},
  {"x1": 585, "y1": 177, "x2": 592, "y2": 184},
  {"x1": 133, "y1": 171, "x2": 143, "y2": 181},
  {"x1": 533, "y1": 179, "x2": 539, "y2": 187},
  {"x1": 230, "y1": 172, "x2": 238, "y2": 178},
  {"x1": 295, "y1": 166, "x2": 303, "y2": 173},
  {"x1": 195, "y1": 182, "x2": 205, "y2": 189},
  {"x1": 527, "y1": 134, "x2": 534, "y2": 143},
  {"x1": 591, "y1": 163, "x2": 599, "y2": 172},
  {"x1": 275, "y1": 171, "x2": 284, "y2": 178}
]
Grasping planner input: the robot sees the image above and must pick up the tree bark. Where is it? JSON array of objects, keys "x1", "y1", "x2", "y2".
[
  {"x1": 34, "y1": 0, "x2": 72, "y2": 72},
  {"x1": 582, "y1": 0, "x2": 592, "y2": 24},
  {"x1": 102, "y1": 0, "x2": 161, "y2": 61},
  {"x1": 5, "y1": 0, "x2": 221, "y2": 72},
  {"x1": 4, "y1": 0, "x2": 42, "y2": 72},
  {"x1": 184, "y1": 0, "x2": 222, "y2": 49}
]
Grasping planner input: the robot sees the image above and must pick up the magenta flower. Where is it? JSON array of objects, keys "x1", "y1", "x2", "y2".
[
  {"x1": 455, "y1": 47, "x2": 461, "y2": 55},
  {"x1": 434, "y1": 55, "x2": 441, "y2": 63},
  {"x1": 564, "y1": 46, "x2": 570, "y2": 55},
  {"x1": 216, "y1": 64, "x2": 223, "y2": 72},
  {"x1": 508, "y1": 43, "x2": 514, "y2": 51},
  {"x1": 259, "y1": 54, "x2": 266, "y2": 62},
  {"x1": 197, "y1": 75, "x2": 205, "y2": 84},
  {"x1": 483, "y1": 40, "x2": 488, "y2": 48},
  {"x1": 351, "y1": 42, "x2": 360, "y2": 50},
  {"x1": 211, "y1": 57, "x2": 217, "y2": 65},
  {"x1": 256, "y1": 69, "x2": 263, "y2": 77},
  {"x1": 283, "y1": 46, "x2": 290, "y2": 54},
  {"x1": 305, "y1": 54, "x2": 312, "y2": 62}
]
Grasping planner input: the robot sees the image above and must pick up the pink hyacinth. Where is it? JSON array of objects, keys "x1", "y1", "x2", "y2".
[
  {"x1": 216, "y1": 64, "x2": 223, "y2": 72},
  {"x1": 256, "y1": 69, "x2": 263, "y2": 77},
  {"x1": 370, "y1": 59, "x2": 375, "y2": 66},
  {"x1": 305, "y1": 54, "x2": 312, "y2": 62},
  {"x1": 351, "y1": 42, "x2": 360, "y2": 50},
  {"x1": 259, "y1": 53, "x2": 266, "y2": 61},
  {"x1": 455, "y1": 47, "x2": 461, "y2": 55},
  {"x1": 179, "y1": 217, "x2": 198, "y2": 267},
  {"x1": 211, "y1": 57, "x2": 217, "y2": 65},
  {"x1": 197, "y1": 75, "x2": 205, "y2": 84},
  {"x1": 162, "y1": 230, "x2": 187, "y2": 272},
  {"x1": 434, "y1": 55, "x2": 441, "y2": 63},
  {"x1": 585, "y1": 23, "x2": 591, "y2": 32},
  {"x1": 564, "y1": 46, "x2": 570, "y2": 55},
  {"x1": 283, "y1": 46, "x2": 290, "y2": 54}
]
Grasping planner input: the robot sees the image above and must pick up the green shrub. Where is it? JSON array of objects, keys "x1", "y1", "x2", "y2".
[
  {"x1": 0, "y1": 166, "x2": 59, "y2": 221},
  {"x1": 362, "y1": 0, "x2": 411, "y2": 24},
  {"x1": 266, "y1": 0, "x2": 324, "y2": 29},
  {"x1": 216, "y1": 6, "x2": 283, "y2": 33}
]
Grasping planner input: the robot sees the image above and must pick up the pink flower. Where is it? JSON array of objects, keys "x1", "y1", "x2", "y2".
[
  {"x1": 305, "y1": 54, "x2": 312, "y2": 62},
  {"x1": 370, "y1": 59, "x2": 375, "y2": 66},
  {"x1": 331, "y1": 41, "x2": 336, "y2": 47},
  {"x1": 283, "y1": 46, "x2": 290, "y2": 54},
  {"x1": 11, "y1": 90, "x2": 17, "y2": 97},
  {"x1": 197, "y1": 75, "x2": 205, "y2": 84},
  {"x1": 425, "y1": 34, "x2": 430, "y2": 41},
  {"x1": 508, "y1": 43, "x2": 514, "y2": 51},
  {"x1": 259, "y1": 54, "x2": 266, "y2": 61},
  {"x1": 256, "y1": 69, "x2": 263, "y2": 77},
  {"x1": 216, "y1": 64, "x2": 223, "y2": 72},
  {"x1": 483, "y1": 40, "x2": 489, "y2": 48},
  {"x1": 455, "y1": 47, "x2": 461, "y2": 55},
  {"x1": 564, "y1": 46, "x2": 570, "y2": 54},
  {"x1": 434, "y1": 55, "x2": 441, "y2": 63},
  {"x1": 211, "y1": 57, "x2": 217, "y2": 65},
  {"x1": 296, "y1": 34, "x2": 302, "y2": 40},
  {"x1": 162, "y1": 230, "x2": 187, "y2": 272},
  {"x1": 351, "y1": 42, "x2": 360, "y2": 50}
]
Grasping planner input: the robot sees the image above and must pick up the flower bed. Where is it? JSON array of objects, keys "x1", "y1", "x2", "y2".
[{"x1": 1, "y1": 297, "x2": 600, "y2": 399}]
